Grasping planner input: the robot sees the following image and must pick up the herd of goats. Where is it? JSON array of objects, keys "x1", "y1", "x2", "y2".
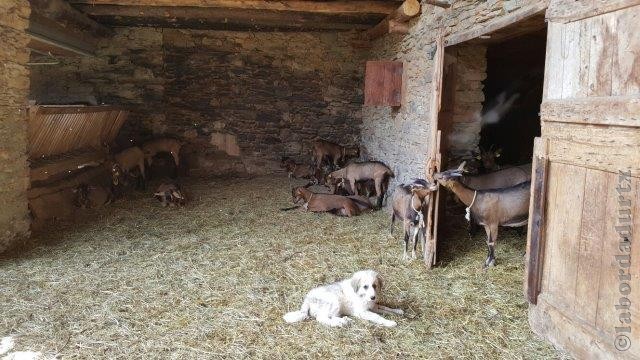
[
  {"x1": 72, "y1": 137, "x2": 532, "y2": 268},
  {"x1": 280, "y1": 139, "x2": 532, "y2": 268}
]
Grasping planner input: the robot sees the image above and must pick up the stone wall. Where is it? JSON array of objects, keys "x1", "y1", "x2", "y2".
[
  {"x1": 361, "y1": 0, "x2": 547, "y2": 186},
  {"x1": 30, "y1": 28, "x2": 365, "y2": 176},
  {"x1": 0, "y1": 0, "x2": 31, "y2": 251}
]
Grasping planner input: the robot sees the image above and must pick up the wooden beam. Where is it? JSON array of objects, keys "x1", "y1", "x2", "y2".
[
  {"x1": 31, "y1": 151, "x2": 108, "y2": 184},
  {"x1": 31, "y1": 0, "x2": 113, "y2": 37},
  {"x1": 27, "y1": 12, "x2": 97, "y2": 56},
  {"x1": 364, "y1": 0, "x2": 420, "y2": 40},
  {"x1": 69, "y1": 0, "x2": 398, "y2": 15},
  {"x1": 74, "y1": 5, "x2": 384, "y2": 31},
  {"x1": 424, "y1": 0, "x2": 452, "y2": 8},
  {"x1": 444, "y1": 2, "x2": 547, "y2": 46},
  {"x1": 540, "y1": 97, "x2": 640, "y2": 128}
]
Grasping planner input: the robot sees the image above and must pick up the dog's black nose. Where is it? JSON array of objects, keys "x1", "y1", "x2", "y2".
[{"x1": 370, "y1": 296, "x2": 376, "y2": 300}]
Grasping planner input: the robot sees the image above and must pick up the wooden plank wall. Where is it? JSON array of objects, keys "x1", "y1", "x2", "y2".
[
  {"x1": 28, "y1": 105, "x2": 128, "y2": 159},
  {"x1": 364, "y1": 61, "x2": 403, "y2": 107},
  {"x1": 530, "y1": 3, "x2": 640, "y2": 359}
]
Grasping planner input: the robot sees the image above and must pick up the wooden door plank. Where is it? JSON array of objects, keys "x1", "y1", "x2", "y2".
[
  {"x1": 525, "y1": 137, "x2": 548, "y2": 304},
  {"x1": 560, "y1": 21, "x2": 581, "y2": 99},
  {"x1": 612, "y1": 6, "x2": 640, "y2": 96},
  {"x1": 553, "y1": 164, "x2": 586, "y2": 311},
  {"x1": 541, "y1": 162, "x2": 561, "y2": 293},
  {"x1": 543, "y1": 22, "x2": 565, "y2": 100},
  {"x1": 587, "y1": 13, "x2": 616, "y2": 97},
  {"x1": 574, "y1": 169, "x2": 608, "y2": 325},
  {"x1": 542, "y1": 121, "x2": 640, "y2": 147}
]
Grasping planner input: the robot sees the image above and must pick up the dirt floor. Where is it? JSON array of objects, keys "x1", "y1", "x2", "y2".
[{"x1": 0, "y1": 176, "x2": 568, "y2": 359}]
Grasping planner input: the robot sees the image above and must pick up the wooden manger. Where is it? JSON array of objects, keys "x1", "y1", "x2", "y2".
[{"x1": 27, "y1": 105, "x2": 128, "y2": 227}]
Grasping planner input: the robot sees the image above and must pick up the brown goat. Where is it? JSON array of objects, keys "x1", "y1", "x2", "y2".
[
  {"x1": 474, "y1": 146, "x2": 503, "y2": 172},
  {"x1": 390, "y1": 180, "x2": 438, "y2": 260},
  {"x1": 291, "y1": 186, "x2": 361, "y2": 217},
  {"x1": 435, "y1": 163, "x2": 530, "y2": 268},
  {"x1": 73, "y1": 184, "x2": 112, "y2": 209},
  {"x1": 281, "y1": 157, "x2": 317, "y2": 180},
  {"x1": 142, "y1": 138, "x2": 182, "y2": 168},
  {"x1": 461, "y1": 163, "x2": 531, "y2": 190},
  {"x1": 111, "y1": 146, "x2": 146, "y2": 189},
  {"x1": 311, "y1": 139, "x2": 359, "y2": 169},
  {"x1": 327, "y1": 161, "x2": 394, "y2": 208}
]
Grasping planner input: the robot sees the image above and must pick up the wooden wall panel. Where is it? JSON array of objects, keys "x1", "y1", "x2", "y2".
[
  {"x1": 28, "y1": 105, "x2": 128, "y2": 159},
  {"x1": 573, "y1": 169, "x2": 608, "y2": 325},
  {"x1": 364, "y1": 61, "x2": 403, "y2": 107},
  {"x1": 587, "y1": 13, "x2": 616, "y2": 97},
  {"x1": 612, "y1": 7, "x2": 640, "y2": 96},
  {"x1": 543, "y1": 162, "x2": 586, "y2": 311},
  {"x1": 543, "y1": 22, "x2": 564, "y2": 100}
]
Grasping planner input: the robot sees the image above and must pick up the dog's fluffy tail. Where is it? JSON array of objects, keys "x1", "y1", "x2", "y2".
[{"x1": 283, "y1": 300, "x2": 309, "y2": 323}]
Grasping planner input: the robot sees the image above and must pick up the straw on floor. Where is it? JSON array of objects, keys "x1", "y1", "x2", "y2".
[{"x1": 0, "y1": 176, "x2": 567, "y2": 359}]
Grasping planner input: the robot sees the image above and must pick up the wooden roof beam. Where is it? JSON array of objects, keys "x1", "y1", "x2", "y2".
[
  {"x1": 72, "y1": 5, "x2": 386, "y2": 31},
  {"x1": 68, "y1": 0, "x2": 399, "y2": 16},
  {"x1": 364, "y1": 0, "x2": 420, "y2": 40},
  {"x1": 31, "y1": 0, "x2": 113, "y2": 37}
]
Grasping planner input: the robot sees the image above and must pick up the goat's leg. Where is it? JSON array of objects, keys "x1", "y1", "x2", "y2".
[
  {"x1": 402, "y1": 226, "x2": 410, "y2": 261},
  {"x1": 411, "y1": 225, "x2": 419, "y2": 260},
  {"x1": 138, "y1": 161, "x2": 146, "y2": 190},
  {"x1": 483, "y1": 224, "x2": 499, "y2": 268},
  {"x1": 374, "y1": 177, "x2": 383, "y2": 208},
  {"x1": 349, "y1": 179, "x2": 358, "y2": 196},
  {"x1": 390, "y1": 213, "x2": 395, "y2": 236},
  {"x1": 468, "y1": 215, "x2": 478, "y2": 238}
]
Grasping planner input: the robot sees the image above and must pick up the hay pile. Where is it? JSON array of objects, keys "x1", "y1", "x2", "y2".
[{"x1": 0, "y1": 176, "x2": 567, "y2": 359}]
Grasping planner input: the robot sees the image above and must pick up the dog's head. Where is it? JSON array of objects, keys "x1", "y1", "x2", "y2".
[{"x1": 350, "y1": 270, "x2": 382, "y2": 307}]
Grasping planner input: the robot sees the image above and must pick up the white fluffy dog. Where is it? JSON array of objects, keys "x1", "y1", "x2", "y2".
[{"x1": 283, "y1": 270, "x2": 403, "y2": 327}]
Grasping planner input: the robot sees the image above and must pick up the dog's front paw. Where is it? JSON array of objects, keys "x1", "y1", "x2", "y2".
[
  {"x1": 383, "y1": 320, "x2": 397, "y2": 327},
  {"x1": 393, "y1": 309, "x2": 404, "y2": 315}
]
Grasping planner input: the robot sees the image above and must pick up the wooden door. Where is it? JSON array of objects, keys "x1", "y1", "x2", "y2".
[{"x1": 527, "y1": 1, "x2": 640, "y2": 358}]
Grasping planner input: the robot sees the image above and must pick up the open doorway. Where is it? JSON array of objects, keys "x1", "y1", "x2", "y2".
[{"x1": 434, "y1": 12, "x2": 547, "y2": 256}]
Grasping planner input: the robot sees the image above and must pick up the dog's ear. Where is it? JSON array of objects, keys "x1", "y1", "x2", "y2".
[
  {"x1": 350, "y1": 272, "x2": 362, "y2": 292},
  {"x1": 375, "y1": 273, "x2": 383, "y2": 291}
]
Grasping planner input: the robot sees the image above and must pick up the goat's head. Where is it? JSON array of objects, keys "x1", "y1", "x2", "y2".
[
  {"x1": 478, "y1": 146, "x2": 502, "y2": 171},
  {"x1": 72, "y1": 183, "x2": 90, "y2": 208},
  {"x1": 111, "y1": 163, "x2": 124, "y2": 186},
  {"x1": 291, "y1": 186, "x2": 305, "y2": 204},
  {"x1": 280, "y1": 157, "x2": 295, "y2": 170},
  {"x1": 409, "y1": 179, "x2": 438, "y2": 210},
  {"x1": 344, "y1": 146, "x2": 360, "y2": 159},
  {"x1": 433, "y1": 162, "x2": 466, "y2": 188}
]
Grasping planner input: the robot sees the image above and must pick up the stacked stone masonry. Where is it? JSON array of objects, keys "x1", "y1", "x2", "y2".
[
  {"x1": 0, "y1": 0, "x2": 31, "y2": 251},
  {"x1": 30, "y1": 29, "x2": 366, "y2": 176}
]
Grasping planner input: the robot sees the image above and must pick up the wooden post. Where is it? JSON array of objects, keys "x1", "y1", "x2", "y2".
[
  {"x1": 424, "y1": 34, "x2": 445, "y2": 267},
  {"x1": 364, "y1": 0, "x2": 420, "y2": 40},
  {"x1": 524, "y1": 137, "x2": 549, "y2": 304}
]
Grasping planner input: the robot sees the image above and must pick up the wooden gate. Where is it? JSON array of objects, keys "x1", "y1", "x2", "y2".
[{"x1": 526, "y1": 1, "x2": 640, "y2": 358}]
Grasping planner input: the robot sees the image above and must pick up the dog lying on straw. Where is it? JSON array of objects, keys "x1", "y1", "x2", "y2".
[{"x1": 283, "y1": 270, "x2": 403, "y2": 327}]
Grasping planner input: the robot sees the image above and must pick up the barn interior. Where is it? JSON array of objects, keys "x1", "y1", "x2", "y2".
[
  {"x1": 0, "y1": 1, "x2": 564, "y2": 358},
  {"x1": 436, "y1": 13, "x2": 546, "y2": 228}
]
